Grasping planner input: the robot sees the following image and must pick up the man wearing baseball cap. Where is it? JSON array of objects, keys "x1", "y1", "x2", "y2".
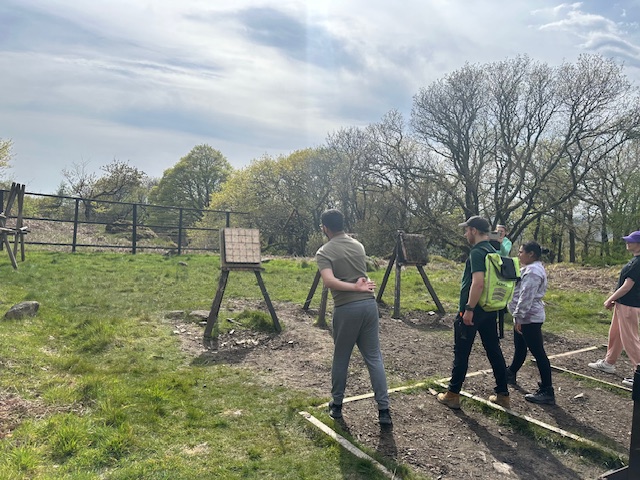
[
  {"x1": 588, "y1": 230, "x2": 640, "y2": 386},
  {"x1": 438, "y1": 216, "x2": 510, "y2": 409}
]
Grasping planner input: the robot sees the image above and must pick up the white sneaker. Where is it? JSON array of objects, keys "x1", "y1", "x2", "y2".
[
  {"x1": 588, "y1": 359, "x2": 616, "y2": 373},
  {"x1": 622, "y1": 377, "x2": 634, "y2": 387}
]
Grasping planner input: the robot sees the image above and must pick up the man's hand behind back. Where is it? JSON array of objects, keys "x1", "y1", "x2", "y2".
[{"x1": 355, "y1": 277, "x2": 376, "y2": 292}]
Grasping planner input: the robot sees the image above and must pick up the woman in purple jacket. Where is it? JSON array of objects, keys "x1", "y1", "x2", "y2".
[{"x1": 505, "y1": 241, "x2": 555, "y2": 405}]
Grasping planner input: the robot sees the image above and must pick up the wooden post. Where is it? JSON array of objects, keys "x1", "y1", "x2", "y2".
[
  {"x1": 0, "y1": 183, "x2": 19, "y2": 269},
  {"x1": 600, "y1": 366, "x2": 640, "y2": 479},
  {"x1": 303, "y1": 270, "x2": 322, "y2": 310},
  {"x1": 131, "y1": 204, "x2": 138, "y2": 255},
  {"x1": 203, "y1": 269, "x2": 230, "y2": 346},
  {"x1": 416, "y1": 265, "x2": 445, "y2": 314},
  {"x1": 178, "y1": 208, "x2": 184, "y2": 255},
  {"x1": 316, "y1": 286, "x2": 329, "y2": 328},
  {"x1": 17, "y1": 184, "x2": 26, "y2": 261},
  {"x1": 1, "y1": 231, "x2": 17, "y2": 269},
  {"x1": 254, "y1": 270, "x2": 281, "y2": 332},
  {"x1": 393, "y1": 246, "x2": 402, "y2": 319},
  {"x1": 72, "y1": 198, "x2": 80, "y2": 253},
  {"x1": 376, "y1": 249, "x2": 396, "y2": 303}
]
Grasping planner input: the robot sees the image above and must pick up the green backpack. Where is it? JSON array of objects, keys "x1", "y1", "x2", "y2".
[{"x1": 478, "y1": 251, "x2": 521, "y2": 312}]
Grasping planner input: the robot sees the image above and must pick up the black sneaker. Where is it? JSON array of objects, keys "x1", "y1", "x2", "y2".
[
  {"x1": 328, "y1": 401, "x2": 342, "y2": 419},
  {"x1": 506, "y1": 368, "x2": 517, "y2": 386},
  {"x1": 378, "y1": 409, "x2": 392, "y2": 426},
  {"x1": 524, "y1": 384, "x2": 555, "y2": 405}
]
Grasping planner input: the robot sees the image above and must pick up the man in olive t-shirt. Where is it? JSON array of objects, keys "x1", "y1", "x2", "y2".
[
  {"x1": 315, "y1": 209, "x2": 391, "y2": 425},
  {"x1": 437, "y1": 216, "x2": 510, "y2": 410}
]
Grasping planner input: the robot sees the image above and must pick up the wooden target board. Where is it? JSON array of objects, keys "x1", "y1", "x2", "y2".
[
  {"x1": 220, "y1": 228, "x2": 261, "y2": 268},
  {"x1": 399, "y1": 233, "x2": 429, "y2": 266}
]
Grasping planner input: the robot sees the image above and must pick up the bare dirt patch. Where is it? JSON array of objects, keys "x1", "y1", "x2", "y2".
[
  {"x1": 172, "y1": 299, "x2": 628, "y2": 480},
  {"x1": 546, "y1": 264, "x2": 619, "y2": 294},
  {"x1": 0, "y1": 393, "x2": 65, "y2": 439}
]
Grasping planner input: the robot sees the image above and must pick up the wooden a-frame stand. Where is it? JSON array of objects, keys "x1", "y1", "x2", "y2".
[
  {"x1": 376, "y1": 231, "x2": 445, "y2": 318},
  {"x1": 0, "y1": 182, "x2": 28, "y2": 269},
  {"x1": 303, "y1": 231, "x2": 445, "y2": 324},
  {"x1": 202, "y1": 228, "x2": 281, "y2": 349},
  {"x1": 203, "y1": 266, "x2": 281, "y2": 349}
]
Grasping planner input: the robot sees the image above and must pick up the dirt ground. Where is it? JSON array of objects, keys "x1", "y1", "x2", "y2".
[
  {"x1": 0, "y1": 263, "x2": 630, "y2": 479},
  {"x1": 169, "y1": 288, "x2": 634, "y2": 480}
]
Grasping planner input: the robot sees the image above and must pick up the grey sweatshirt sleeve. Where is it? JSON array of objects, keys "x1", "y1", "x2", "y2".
[{"x1": 512, "y1": 270, "x2": 542, "y2": 323}]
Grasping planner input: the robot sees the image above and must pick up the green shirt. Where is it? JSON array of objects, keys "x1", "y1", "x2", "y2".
[
  {"x1": 315, "y1": 233, "x2": 374, "y2": 307},
  {"x1": 500, "y1": 237, "x2": 512, "y2": 257},
  {"x1": 459, "y1": 240, "x2": 495, "y2": 312}
]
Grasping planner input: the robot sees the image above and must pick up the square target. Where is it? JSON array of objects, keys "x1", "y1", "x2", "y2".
[{"x1": 220, "y1": 228, "x2": 262, "y2": 267}]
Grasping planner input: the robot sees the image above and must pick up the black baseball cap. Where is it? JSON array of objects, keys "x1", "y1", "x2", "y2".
[{"x1": 458, "y1": 216, "x2": 491, "y2": 233}]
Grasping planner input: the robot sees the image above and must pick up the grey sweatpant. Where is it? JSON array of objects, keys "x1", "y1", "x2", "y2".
[{"x1": 331, "y1": 298, "x2": 390, "y2": 409}]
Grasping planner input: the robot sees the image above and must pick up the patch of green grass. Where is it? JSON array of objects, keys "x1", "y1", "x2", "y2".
[
  {"x1": 0, "y1": 251, "x2": 619, "y2": 479},
  {"x1": 544, "y1": 290, "x2": 612, "y2": 336},
  {"x1": 0, "y1": 251, "x2": 414, "y2": 479},
  {"x1": 232, "y1": 309, "x2": 278, "y2": 332}
]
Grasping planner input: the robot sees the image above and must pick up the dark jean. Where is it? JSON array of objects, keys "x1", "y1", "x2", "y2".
[
  {"x1": 448, "y1": 311, "x2": 508, "y2": 395},
  {"x1": 508, "y1": 322, "x2": 553, "y2": 388}
]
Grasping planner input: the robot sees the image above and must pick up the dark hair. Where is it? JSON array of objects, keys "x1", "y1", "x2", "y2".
[
  {"x1": 321, "y1": 209, "x2": 344, "y2": 232},
  {"x1": 521, "y1": 240, "x2": 549, "y2": 260}
]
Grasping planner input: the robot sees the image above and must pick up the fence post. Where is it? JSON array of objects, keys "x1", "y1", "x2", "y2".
[
  {"x1": 72, "y1": 199, "x2": 80, "y2": 253},
  {"x1": 132, "y1": 204, "x2": 138, "y2": 254},
  {"x1": 225, "y1": 211, "x2": 230, "y2": 227},
  {"x1": 178, "y1": 208, "x2": 184, "y2": 255}
]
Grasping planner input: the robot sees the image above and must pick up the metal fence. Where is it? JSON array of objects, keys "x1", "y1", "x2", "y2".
[{"x1": 0, "y1": 189, "x2": 249, "y2": 255}]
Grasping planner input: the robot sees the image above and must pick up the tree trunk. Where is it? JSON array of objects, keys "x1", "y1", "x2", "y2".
[{"x1": 566, "y1": 209, "x2": 576, "y2": 263}]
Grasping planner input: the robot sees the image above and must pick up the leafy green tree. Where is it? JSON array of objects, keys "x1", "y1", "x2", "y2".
[
  {"x1": 149, "y1": 145, "x2": 231, "y2": 210},
  {"x1": 148, "y1": 145, "x2": 232, "y2": 233},
  {"x1": 200, "y1": 149, "x2": 334, "y2": 255}
]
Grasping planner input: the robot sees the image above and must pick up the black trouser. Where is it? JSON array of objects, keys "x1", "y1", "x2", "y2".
[
  {"x1": 498, "y1": 308, "x2": 506, "y2": 338},
  {"x1": 448, "y1": 311, "x2": 508, "y2": 395},
  {"x1": 508, "y1": 322, "x2": 553, "y2": 388}
]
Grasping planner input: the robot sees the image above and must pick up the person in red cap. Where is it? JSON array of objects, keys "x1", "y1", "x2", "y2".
[{"x1": 588, "y1": 230, "x2": 640, "y2": 386}]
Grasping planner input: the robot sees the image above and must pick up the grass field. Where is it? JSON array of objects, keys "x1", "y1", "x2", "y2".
[{"x1": 0, "y1": 251, "x2": 621, "y2": 479}]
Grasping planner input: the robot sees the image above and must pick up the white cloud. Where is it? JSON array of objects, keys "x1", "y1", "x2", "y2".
[{"x1": 1, "y1": 0, "x2": 640, "y2": 192}]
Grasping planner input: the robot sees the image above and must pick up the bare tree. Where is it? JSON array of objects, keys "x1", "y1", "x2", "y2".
[
  {"x1": 579, "y1": 140, "x2": 640, "y2": 257},
  {"x1": 411, "y1": 54, "x2": 640, "y2": 259},
  {"x1": 324, "y1": 126, "x2": 378, "y2": 231},
  {"x1": 62, "y1": 159, "x2": 146, "y2": 220}
]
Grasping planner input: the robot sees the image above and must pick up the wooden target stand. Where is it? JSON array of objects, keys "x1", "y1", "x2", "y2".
[
  {"x1": 203, "y1": 228, "x2": 281, "y2": 349},
  {"x1": 377, "y1": 231, "x2": 445, "y2": 318},
  {"x1": 303, "y1": 231, "x2": 445, "y2": 324},
  {"x1": 0, "y1": 182, "x2": 28, "y2": 269}
]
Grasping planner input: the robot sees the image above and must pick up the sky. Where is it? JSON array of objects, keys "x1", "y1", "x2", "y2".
[{"x1": 1, "y1": 1, "x2": 640, "y2": 193}]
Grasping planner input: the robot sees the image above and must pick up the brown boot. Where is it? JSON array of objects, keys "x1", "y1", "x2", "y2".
[
  {"x1": 437, "y1": 391, "x2": 461, "y2": 409},
  {"x1": 488, "y1": 393, "x2": 510, "y2": 409}
]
